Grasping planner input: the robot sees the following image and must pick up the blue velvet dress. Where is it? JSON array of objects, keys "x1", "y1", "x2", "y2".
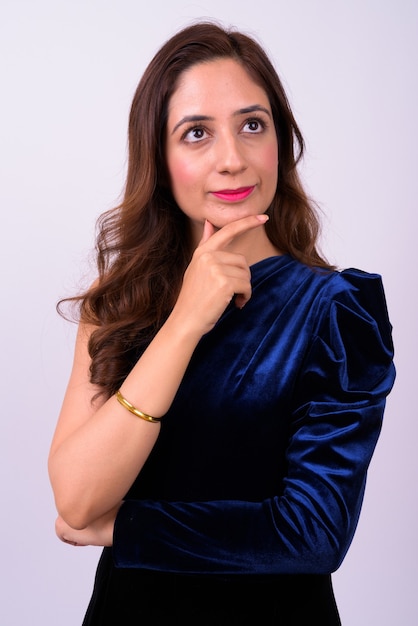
[{"x1": 83, "y1": 255, "x2": 395, "y2": 625}]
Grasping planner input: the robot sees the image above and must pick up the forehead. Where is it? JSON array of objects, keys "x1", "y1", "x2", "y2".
[{"x1": 167, "y1": 58, "x2": 270, "y2": 117}]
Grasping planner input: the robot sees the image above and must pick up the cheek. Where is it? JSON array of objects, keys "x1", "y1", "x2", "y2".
[
  {"x1": 263, "y1": 142, "x2": 279, "y2": 175},
  {"x1": 167, "y1": 155, "x2": 200, "y2": 197},
  {"x1": 257, "y1": 142, "x2": 279, "y2": 197}
]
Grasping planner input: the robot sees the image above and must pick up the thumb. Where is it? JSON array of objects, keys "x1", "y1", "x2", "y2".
[{"x1": 198, "y1": 220, "x2": 217, "y2": 246}]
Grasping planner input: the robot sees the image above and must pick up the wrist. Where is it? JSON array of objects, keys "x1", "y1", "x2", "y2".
[{"x1": 165, "y1": 305, "x2": 208, "y2": 345}]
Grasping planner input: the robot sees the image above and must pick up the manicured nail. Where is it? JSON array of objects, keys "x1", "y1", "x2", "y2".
[{"x1": 256, "y1": 214, "x2": 269, "y2": 222}]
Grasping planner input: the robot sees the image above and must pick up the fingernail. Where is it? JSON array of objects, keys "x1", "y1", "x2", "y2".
[{"x1": 256, "y1": 214, "x2": 269, "y2": 223}]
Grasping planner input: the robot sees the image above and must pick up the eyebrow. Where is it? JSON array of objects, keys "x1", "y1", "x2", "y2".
[
  {"x1": 171, "y1": 115, "x2": 214, "y2": 135},
  {"x1": 234, "y1": 105, "x2": 272, "y2": 118},
  {"x1": 171, "y1": 104, "x2": 272, "y2": 135}
]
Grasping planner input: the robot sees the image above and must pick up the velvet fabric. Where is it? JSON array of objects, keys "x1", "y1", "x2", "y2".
[{"x1": 83, "y1": 255, "x2": 395, "y2": 624}]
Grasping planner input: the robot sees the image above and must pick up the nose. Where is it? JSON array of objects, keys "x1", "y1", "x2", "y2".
[{"x1": 215, "y1": 132, "x2": 248, "y2": 175}]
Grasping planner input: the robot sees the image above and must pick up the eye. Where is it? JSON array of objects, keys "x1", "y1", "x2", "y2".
[
  {"x1": 242, "y1": 117, "x2": 266, "y2": 134},
  {"x1": 182, "y1": 126, "x2": 208, "y2": 143}
]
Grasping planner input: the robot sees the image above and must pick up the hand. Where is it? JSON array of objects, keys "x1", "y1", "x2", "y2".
[
  {"x1": 173, "y1": 214, "x2": 268, "y2": 335},
  {"x1": 55, "y1": 504, "x2": 121, "y2": 547}
]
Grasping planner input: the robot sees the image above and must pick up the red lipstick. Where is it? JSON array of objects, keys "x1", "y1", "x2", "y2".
[{"x1": 212, "y1": 186, "x2": 255, "y2": 202}]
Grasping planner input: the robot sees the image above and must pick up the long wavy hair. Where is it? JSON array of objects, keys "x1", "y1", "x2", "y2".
[{"x1": 59, "y1": 21, "x2": 334, "y2": 400}]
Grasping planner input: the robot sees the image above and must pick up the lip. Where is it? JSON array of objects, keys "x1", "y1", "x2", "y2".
[{"x1": 211, "y1": 186, "x2": 255, "y2": 202}]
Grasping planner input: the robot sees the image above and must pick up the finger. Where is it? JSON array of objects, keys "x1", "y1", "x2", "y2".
[
  {"x1": 62, "y1": 537, "x2": 79, "y2": 546},
  {"x1": 198, "y1": 219, "x2": 217, "y2": 246},
  {"x1": 201, "y1": 214, "x2": 268, "y2": 251},
  {"x1": 232, "y1": 275, "x2": 253, "y2": 309},
  {"x1": 235, "y1": 291, "x2": 250, "y2": 309}
]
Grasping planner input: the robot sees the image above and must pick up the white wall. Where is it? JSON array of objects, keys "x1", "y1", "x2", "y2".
[{"x1": 1, "y1": 1, "x2": 416, "y2": 624}]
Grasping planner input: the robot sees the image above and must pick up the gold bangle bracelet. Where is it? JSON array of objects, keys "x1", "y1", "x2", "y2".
[{"x1": 115, "y1": 390, "x2": 162, "y2": 424}]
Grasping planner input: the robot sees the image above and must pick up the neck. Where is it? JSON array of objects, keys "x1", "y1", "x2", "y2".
[{"x1": 225, "y1": 226, "x2": 281, "y2": 266}]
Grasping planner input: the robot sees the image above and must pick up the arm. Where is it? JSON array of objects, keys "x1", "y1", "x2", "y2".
[
  {"x1": 48, "y1": 215, "x2": 268, "y2": 530},
  {"x1": 111, "y1": 270, "x2": 396, "y2": 575}
]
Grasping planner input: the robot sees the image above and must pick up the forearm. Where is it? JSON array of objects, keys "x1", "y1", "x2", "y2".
[
  {"x1": 118, "y1": 307, "x2": 203, "y2": 418},
  {"x1": 49, "y1": 314, "x2": 202, "y2": 529},
  {"x1": 112, "y1": 395, "x2": 389, "y2": 575},
  {"x1": 49, "y1": 216, "x2": 266, "y2": 530},
  {"x1": 113, "y1": 497, "x2": 353, "y2": 575}
]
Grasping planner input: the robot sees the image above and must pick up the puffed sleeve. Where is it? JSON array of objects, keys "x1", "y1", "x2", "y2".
[{"x1": 113, "y1": 269, "x2": 395, "y2": 575}]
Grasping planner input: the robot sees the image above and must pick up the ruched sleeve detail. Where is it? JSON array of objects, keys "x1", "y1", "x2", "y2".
[{"x1": 113, "y1": 267, "x2": 395, "y2": 575}]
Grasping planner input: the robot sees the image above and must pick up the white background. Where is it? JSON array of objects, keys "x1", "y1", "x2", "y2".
[{"x1": 1, "y1": 1, "x2": 416, "y2": 624}]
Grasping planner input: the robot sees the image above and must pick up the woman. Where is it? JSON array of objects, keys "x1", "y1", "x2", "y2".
[{"x1": 48, "y1": 22, "x2": 395, "y2": 625}]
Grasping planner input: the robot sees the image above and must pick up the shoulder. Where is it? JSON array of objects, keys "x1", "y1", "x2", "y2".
[
  {"x1": 281, "y1": 260, "x2": 390, "y2": 322},
  {"x1": 253, "y1": 256, "x2": 393, "y2": 342},
  {"x1": 315, "y1": 267, "x2": 392, "y2": 338},
  {"x1": 260, "y1": 257, "x2": 387, "y2": 311},
  {"x1": 286, "y1": 260, "x2": 394, "y2": 359}
]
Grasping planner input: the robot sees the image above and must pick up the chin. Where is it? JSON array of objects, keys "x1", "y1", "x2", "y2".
[{"x1": 214, "y1": 210, "x2": 263, "y2": 228}]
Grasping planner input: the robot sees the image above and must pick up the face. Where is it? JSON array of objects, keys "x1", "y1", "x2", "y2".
[{"x1": 165, "y1": 58, "x2": 279, "y2": 239}]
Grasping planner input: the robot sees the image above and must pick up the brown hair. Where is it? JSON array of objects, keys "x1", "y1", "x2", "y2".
[{"x1": 59, "y1": 21, "x2": 333, "y2": 400}]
